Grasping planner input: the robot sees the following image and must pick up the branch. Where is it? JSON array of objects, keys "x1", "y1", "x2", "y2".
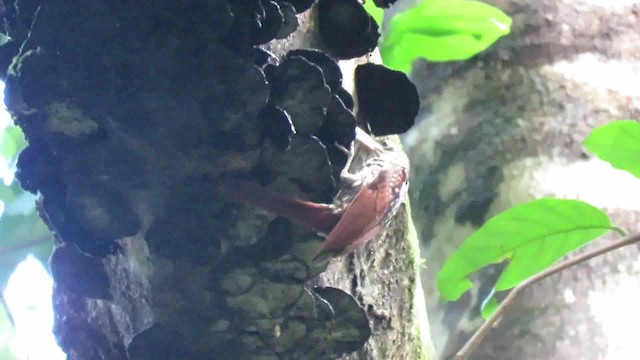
[{"x1": 453, "y1": 231, "x2": 640, "y2": 360}]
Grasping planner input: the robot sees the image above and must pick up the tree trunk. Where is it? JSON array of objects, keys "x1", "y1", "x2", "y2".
[
  {"x1": 404, "y1": 0, "x2": 640, "y2": 359},
  {"x1": 2, "y1": 1, "x2": 432, "y2": 359}
]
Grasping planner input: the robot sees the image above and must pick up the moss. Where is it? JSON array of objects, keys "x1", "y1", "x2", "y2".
[{"x1": 405, "y1": 198, "x2": 436, "y2": 360}]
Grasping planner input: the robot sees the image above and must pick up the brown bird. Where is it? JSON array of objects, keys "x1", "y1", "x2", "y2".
[{"x1": 219, "y1": 128, "x2": 409, "y2": 261}]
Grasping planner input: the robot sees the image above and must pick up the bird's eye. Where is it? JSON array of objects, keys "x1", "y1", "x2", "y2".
[{"x1": 381, "y1": 140, "x2": 394, "y2": 149}]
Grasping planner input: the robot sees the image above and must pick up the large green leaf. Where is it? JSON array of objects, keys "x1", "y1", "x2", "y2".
[
  {"x1": 363, "y1": 0, "x2": 384, "y2": 26},
  {"x1": 437, "y1": 198, "x2": 615, "y2": 301},
  {"x1": 584, "y1": 120, "x2": 640, "y2": 179},
  {"x1": 380, "y1": 0, "x2": 511, "y2": 73}
]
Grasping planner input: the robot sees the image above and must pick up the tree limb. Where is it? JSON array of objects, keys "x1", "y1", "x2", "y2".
[{"x1": 454, "y1": 231, "x2": 640, "y2": 360}]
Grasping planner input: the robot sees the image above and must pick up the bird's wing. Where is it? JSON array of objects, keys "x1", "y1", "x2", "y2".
[{"x1": 313, "y1": 168, "x2": 393, "y2": 259}]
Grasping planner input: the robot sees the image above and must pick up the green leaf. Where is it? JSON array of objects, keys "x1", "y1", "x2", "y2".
[
  {"x1": 0, "y1": 133, "x2": 16, "y2": 160},
  {"x1": 480, "y1": 293, "x2": 499, "y2": 319},
  {"x1": 437, "y1": 198, "x2": 615, "y2": 301},
  {"x1": 380, "y1": 0, "x2": 512, "y2": 73},
  {"x1": 0, "y1": 126, "x2": 27, "y2": 160},
  {"x1": 584, "y1": 120, "x2": 640, "y2": 178},
  {"x1": 363, "y1": 0, "x2": 384, "y2": 26}
]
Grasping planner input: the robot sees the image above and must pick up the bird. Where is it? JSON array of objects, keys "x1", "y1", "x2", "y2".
[{"x1": 218, "y1": 128, "x2": 409, "y2": 261}]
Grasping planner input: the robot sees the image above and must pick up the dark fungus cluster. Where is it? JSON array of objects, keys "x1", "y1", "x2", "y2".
[{"x1": 1, "y1": 0, "x2": 417, "y2": 359}]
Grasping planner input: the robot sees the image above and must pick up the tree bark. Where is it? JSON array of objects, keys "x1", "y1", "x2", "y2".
[
  {"x1": 2, "y1": 1, "x2": 432, "y2": 359},
  {"x1": 404, "y1": 0, "x2": 640, "y2": 359}
]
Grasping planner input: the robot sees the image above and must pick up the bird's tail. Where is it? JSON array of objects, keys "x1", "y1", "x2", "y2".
[{"x1": 217, "y1": 179, "x2": 340, "y2": 235}]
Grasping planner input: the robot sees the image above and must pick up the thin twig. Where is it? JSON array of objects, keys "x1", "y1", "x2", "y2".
[
  {"x1": 0, "y1": 292, "x2": 15, "y2": 326},
  {"x1": 453, "y1": 231, "x2": 640, "y2": 360}
]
